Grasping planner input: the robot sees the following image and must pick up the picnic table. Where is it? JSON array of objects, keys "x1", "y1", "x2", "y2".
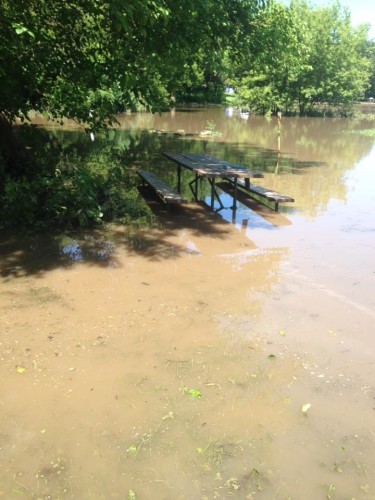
[{"x1": 163, "y1": 152, "x2": 262, "y2": 210}]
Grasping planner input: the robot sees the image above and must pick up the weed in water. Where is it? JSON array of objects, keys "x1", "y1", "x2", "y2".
[
  {"x1": 238, "y1": 466, "x2": 271, "y2": 494},
  {"x1": 181, "y1": 387, "x2": 202, "y2": 399},
  {"x1": 196, "y1": 438, "x2": 238, "y2": 470},
  {"x1": 346, "y1": 128, "x2": 375, "y2": 138},
  {"x1": 126, "y1": 445, "x2": 138, "y2": 456},
  {"x1": 202, "y1": 121, "x2": 222, "y2": 138},
  {"x1": 322, "y1": 483, "x2": 336, "y2": 499},
  {"x1": 223, "y1": 477, "x2": 240, "y2": 491}
]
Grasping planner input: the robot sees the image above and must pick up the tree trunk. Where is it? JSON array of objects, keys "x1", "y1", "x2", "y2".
[{"x1": 0, "y1": 112, "x2": 32, "y2": 178}]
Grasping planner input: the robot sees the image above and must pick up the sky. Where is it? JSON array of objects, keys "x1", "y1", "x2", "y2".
[{"x1": 309, "y1": 0, "x2": 375, "y2": 38}]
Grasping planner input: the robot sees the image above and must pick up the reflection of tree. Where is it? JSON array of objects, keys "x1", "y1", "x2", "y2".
[
  {"x1": 232, "y1": 115, "x2": 375, "y2": 217},
  {"x1": 116, "y1": 113, "x2": 155, "y2": 131},
  {"x1": 32, "y1": 109, "x2": 375, "y2": 222},
  {"x1": 122, "y1": 109, "x2": 375, "y2": 219}
]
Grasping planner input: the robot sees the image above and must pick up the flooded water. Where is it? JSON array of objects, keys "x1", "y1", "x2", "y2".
[{"x1": 1, "y1": 107, "x2": 375, "y2": 499}]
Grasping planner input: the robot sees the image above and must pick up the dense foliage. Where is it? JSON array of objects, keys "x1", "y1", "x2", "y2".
[
  {"x1": 0, "y1": 0, "x2": 266, "y2": 228},
  {"x1": 0, "y1": 126, "x2": 158, "y2": 230},
  {"x1": 230, "y1": 0, "x2": 374, "y2": 114},
  {"x1": 0, "y1": 0, "x2": 263, "y2": 126}
]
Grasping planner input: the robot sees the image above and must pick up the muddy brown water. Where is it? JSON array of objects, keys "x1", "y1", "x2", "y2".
[{"x1": 1, "y1": 107, "x2": 375, "y2": 499}]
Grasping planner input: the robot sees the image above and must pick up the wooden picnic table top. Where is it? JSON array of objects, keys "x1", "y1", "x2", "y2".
[{"x1": 163, "y1": 152, "x2": 261, "y2": 179}]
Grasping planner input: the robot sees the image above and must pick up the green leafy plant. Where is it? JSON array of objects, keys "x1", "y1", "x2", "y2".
[{"x1": 182, "y1": 386, "x2": 202, "y2": 398}]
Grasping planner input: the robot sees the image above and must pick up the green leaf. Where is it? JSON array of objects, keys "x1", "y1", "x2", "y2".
[
  {"x1": 182, "y1": 386, "x2": 202, "y2": 398},
  {"x1": 12, "y1": 22, "x2": 35, "y2": 38}
]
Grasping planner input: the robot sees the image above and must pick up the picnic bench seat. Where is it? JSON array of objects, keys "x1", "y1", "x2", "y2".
[
  {"x1": 228, "y1": 178, "x2": 294, "y2": 211},
  {"x1": 216, "y1": 181, "x2": 292, "y2": 226},
  {"x1": 137, "y1": 170, "x2": 186, "y2": 204}
]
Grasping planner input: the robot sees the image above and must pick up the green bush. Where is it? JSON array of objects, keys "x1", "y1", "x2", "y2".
[
  {"x1": 0, "y1": 165, "x2": 154, "y2": 230},
  {"x1": 2, "y1": 176, "x2": 42, "y2": 227},
  {"x1": 0, "y1": 124, "x2": 158, "y2": 230}
]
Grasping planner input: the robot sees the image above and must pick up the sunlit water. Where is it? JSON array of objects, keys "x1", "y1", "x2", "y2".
[{"x1": 1, "y1": 107, "x2": 375, "y2": 499}]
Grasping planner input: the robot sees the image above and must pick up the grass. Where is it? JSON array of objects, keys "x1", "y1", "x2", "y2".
[{"x1": 346, "y1": 128, "x2": 375, "y2": 138}]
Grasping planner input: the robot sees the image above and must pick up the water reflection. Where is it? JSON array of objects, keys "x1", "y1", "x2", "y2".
[
  {"x1": 30, "y1": 106, "x2": 375, "y2": 225},
  {"x1": 20, "y1": 106, "x2": 375, "y2": 242},
  {"x1": 60, "y1": 237, "x2": 84, "y2": 262},
  {"x1": 59, "y1": 236, "x2": 116, "y2": 264},
  {"x1": 22, "y1": 108, "x2": 375, "y2": 324},
  {"x1": 203, "y1": 192, "x2": 276, "y2": 230},
  {"x1": 2, "y1": 108, "x2": 375, "y2": 499}
]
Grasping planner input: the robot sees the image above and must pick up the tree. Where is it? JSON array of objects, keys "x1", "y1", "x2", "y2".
[
  {"x1": 360, "y1": 36, "x2": 375, "y2": 100},
  {"x1": 230, "y1": 0, "x2": 372, "y2": 114},
  {"x1": 230, "y1": 0, "x2": 315, "y2": 114},
  {"x1": 300, "y1": 2, "x2": 371, "y2": 111},
  {"x1": 0, "y1": 0, "x2": 267, "y2": 177}
]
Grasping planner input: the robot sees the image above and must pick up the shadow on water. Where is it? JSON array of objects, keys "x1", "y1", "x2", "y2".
[{"x1": 0, "y1": 201, "x2": 236, "y2": 279}]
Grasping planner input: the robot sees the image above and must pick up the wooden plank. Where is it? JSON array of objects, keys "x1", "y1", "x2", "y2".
[
  {"x1": 235, "y1": 179, "x2": 294, "y2": 203},
  {"x1": 163, "y1": 152, "x2": 263, "y2": 179},
  {"x1": 225, "y1": 178, "x2": 294, "y2": 211},
  {"x1": 163, "y1": 152, "x2": 224, "y2": 177},
  {"x1": 138, "y1": 170, "x2": 186, "y2": 204},
  {"x1": 216, "y1": 182, "x2": 292, "y2": 226},
  {"x1": 185, "y1": 153, "x2": 264, "y2": 178}
]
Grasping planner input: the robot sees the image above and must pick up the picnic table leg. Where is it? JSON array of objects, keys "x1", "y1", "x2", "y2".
[
  {"x1": 194, "y1": 173, "x2": 199, "y2": 199},
  {"x1": 189, "y1": 174, "x2": 199, "y2": 200},
  {"x1": 232, "y1": 177, "x2": 238, "y2": 210},
  {"x1": 211, "y1": 177, "x2": 215, "y2": 209},
  {"x1": 207, "y1": 179, "x2": 224, "y2": 210},
  {"x1": 177, "y1": 164, "x2": 181, "y2": 192}
]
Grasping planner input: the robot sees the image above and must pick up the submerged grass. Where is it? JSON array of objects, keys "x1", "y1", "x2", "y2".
[{"x1": 346, "y1": 128, "x2": 375, "y2": 138}]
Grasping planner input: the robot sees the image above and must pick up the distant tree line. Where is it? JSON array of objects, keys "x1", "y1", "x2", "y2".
[
  {"x1": 177, "y1": 1, "x2": 375, "y2": 114},
  {"x1": 227, "y1": 0, "x2": 375, "y2": 115}
]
